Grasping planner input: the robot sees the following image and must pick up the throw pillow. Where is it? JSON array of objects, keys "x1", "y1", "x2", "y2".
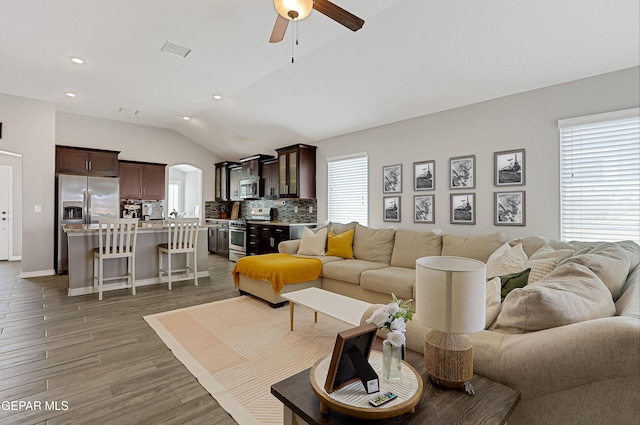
[
  {"x1": 496, "y1": 249, "x2": 560, "y2": 283},
  {"x1": 442, "y1": 232, "x2": 507, "y2": 263},
  {"x1": 485, "y1": 277, "x2": 502, "y2": 328},
  {"x1": 296, "y1": 227, "x2": 327, "y2": 256},
  {"x1": 352, "y1": 224, "x2": 396, "y2": 264},
  {"x1": 325, "y1": 228, "x2": 355, "y2": 259},
  {"x1": 485, "y1": 242, "x2": 511, "y2": 279},
  {"x1": 495, "y1": 262, "x2": 616, "y2": 333},
  {"x1": 495, "y1": 269, "x2": 531, "y2": 301}
]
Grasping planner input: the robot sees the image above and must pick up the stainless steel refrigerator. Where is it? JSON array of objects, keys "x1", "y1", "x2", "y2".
[{"x1": 55, "y1": 174, "x2": 120, "y2": 273}]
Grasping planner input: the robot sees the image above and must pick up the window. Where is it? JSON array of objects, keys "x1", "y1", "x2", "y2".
[
  {"x1": 167, "y1": 180, "x2": 182, "y2": 215},
  {"x1": 559, "y1": 108, "x2": 639, "y2": 244},
  {"x1": 327, "y1": 153, "x2": 368, "y2": 226}
]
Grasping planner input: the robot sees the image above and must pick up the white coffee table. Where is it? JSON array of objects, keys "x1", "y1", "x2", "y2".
[{"x1": 281, "y1": 287, "x2": 373, "y2": 331}]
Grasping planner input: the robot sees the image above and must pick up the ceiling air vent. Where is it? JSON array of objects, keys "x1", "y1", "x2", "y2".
[
  {"x1": 119, "y1": 107, "x2": 139, "y2": 115},
  {"x1": 160, "y1": 41, "x2": 191, "y2": 58}
]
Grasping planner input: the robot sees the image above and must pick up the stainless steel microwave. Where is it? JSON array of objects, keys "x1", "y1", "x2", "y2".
[{"x1": 240, "y1": 177, "x2": 259, "y2": 199}]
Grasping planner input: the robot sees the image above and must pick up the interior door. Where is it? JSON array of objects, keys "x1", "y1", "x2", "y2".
[{"x1": 0, "y1": 166, "x2": 11, "y2": 260}]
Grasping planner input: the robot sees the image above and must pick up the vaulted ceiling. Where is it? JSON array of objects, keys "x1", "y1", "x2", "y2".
[{"x1": 0, "y1": 0, "x2": 638, "y2": 159}]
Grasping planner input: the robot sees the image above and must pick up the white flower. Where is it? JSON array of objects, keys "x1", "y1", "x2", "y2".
[
  {"x1": 390, "y1": 317, "x2": 406, "y2": 333},
  {"x1": 386, "y1": 330, "x2": 406, "y2": 347},
  {"x1": 367, "y1": 307, "x2": 391, "y2": 328},
  {"x1": 387, "y1": 302, "x2": 400, "y2": 316}
]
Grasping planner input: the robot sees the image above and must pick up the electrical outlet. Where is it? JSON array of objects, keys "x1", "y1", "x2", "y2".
[
  {"x1": 308, "y1": 206, "x2": 313, "y2": 213},
  {"x1": 34, "y1": 205, "x2": 42, "y2": 213},
  {"x1": 294, "y1": 206, "x2": 298, "y2": 213}
]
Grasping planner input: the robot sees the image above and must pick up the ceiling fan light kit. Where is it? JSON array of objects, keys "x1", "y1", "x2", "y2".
[{"x1": 274, "y1": 0, "x2": 314, "y2": 21}]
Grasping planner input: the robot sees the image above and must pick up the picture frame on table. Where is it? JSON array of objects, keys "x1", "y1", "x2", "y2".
[
  {"x1": 450, "y1": 155, "x2": 475, "y2": 189},
  {"x1": 495, "y1": 191, "x2": 526, "y2": 226},
  {"x1": 383, "y1": 164, "x2": 402, "y2": 193},
  {"x1": 383, "y1": 196, "x2": 401, "y2": 222},
  {"x1": 450, "y1": 193, "x2": 475, "y2": 224},
  {"x1": 494, "y1": 149, "x2": 525, "y2": 186},
  {"x1": 324, "y1": 323, "x2": 378, "y2": 394},
  {"x1": 413, "y1": 160, "x2": 435, "y2": 191},
  {"x1": 414, "y1": 195, "x2": 435, "y2": 223}
]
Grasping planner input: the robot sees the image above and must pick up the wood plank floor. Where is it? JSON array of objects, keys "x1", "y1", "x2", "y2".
[{"x1": 0, "y1": 255, "x2": 242, "y2": 425}]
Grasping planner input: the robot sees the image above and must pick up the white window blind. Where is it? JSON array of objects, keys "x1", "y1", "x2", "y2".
[
  {"x1": 328, "y1": 153, "x2": 368, "y2": 226},
  {"x1": 167, "y1": 181, "x2": 182, "y2": 215},
  {"x1": 559, "y1": 108, "x2": 639, "y2": 244}
]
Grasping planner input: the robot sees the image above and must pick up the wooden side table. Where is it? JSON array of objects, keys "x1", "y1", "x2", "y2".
[
  {"x1": 309, "y1": 351, "x2": 423, "y2": 419},
  {"x1": 271, "y1": 341, "x2": 521, "y2": 425}
]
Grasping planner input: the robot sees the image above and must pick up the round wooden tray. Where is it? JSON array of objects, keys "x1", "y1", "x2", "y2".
[{"x1": 309, "y1": 350, "x2": 424, "y2": 420}]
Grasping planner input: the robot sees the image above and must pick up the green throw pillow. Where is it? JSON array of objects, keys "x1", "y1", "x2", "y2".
[{"x1": 489, "y1": 269, "x2": 531, "y2": 302}]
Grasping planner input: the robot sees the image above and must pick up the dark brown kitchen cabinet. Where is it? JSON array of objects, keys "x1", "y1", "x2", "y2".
[
  {"x1": 240, "y1": 154, "x2": 274, "y2": 179},
  {"x1": 56, "y1": 145, "x2": 120, "y2": 177},
  {"x1": 229, "y1": 166, "x2": 242, "y2": 201},
  {"x1": 262, "y1": 159, "x2": 279, "y2": 199},
  {"x1": 247, "y1": 223, "x2": 261, "y2": 255},
  {"x1": 276, "y1": 144, "x2": 316, "y2": 198},
  {"x1": 119, "y1": 161, "x2": 166, "y2": 200},
  {"x1": 215, "y1": 161, "x2": 239, "y2": 201}
]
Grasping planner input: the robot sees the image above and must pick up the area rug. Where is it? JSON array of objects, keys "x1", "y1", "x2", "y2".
[{"x1": 144, "y1": 296, "x2": 353, "y2": 425}]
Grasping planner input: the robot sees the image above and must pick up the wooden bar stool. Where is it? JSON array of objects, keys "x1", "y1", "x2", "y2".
[
  {"x1": 158, "y1": 218, "x2": 200, "y2": 290},
  {"x1": 93, "y1": 218, "x2": 139, "y2": 301}
]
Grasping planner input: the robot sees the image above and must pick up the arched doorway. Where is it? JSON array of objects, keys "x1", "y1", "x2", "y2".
[{"x1": 167, "y1": 164, "x2": 203, "y2": 219}]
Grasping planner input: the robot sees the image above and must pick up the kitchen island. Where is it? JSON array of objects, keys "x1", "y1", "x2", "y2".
[{"x1": 63, "y1": 222, "x2": 210, "y2": 296}]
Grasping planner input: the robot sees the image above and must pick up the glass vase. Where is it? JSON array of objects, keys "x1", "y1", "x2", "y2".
[{"x1": 382, "y1": 339, "x2": 402, "y2": 383}]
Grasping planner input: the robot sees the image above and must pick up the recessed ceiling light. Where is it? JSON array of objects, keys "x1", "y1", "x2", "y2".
[
  {"x1": 65, "y1": 92, "x2": 77, "y2": 98},
  {"x1": 70, "y1": 57, "x2": 84, "y2": 64},
  {"x1": 212, "y1": 94, "x2": 223, "y2": 100},
  {"x1": 181, "y1": 116, "x2": 191, "y2": 121}
]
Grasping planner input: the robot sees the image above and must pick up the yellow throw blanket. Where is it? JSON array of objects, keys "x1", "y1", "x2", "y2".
[{"x1": 232, "y1": 253, "x2": 323, "y2": 294}]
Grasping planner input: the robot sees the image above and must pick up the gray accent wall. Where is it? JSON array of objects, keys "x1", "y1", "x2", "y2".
[{"x1": 315, "y1": 67, "x2": 640, "y2": 240}]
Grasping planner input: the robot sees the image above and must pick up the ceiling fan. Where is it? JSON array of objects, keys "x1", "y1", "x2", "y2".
[{"x1": 269, "y1": 0, "x2": 365, "y2": 43}]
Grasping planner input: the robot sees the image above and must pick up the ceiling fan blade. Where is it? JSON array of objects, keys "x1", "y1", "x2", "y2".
[
  {"x1": 313, "y1": 0, "x2": 364, "y2": 32},
  {"x1": 269, "y1": 15, "x2": 289, "y2": 43}
]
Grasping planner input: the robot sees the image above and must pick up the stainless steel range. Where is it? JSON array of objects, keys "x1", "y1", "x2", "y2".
[{"x1": 228, "y1": 208, "x2": 272, "y2": 262}]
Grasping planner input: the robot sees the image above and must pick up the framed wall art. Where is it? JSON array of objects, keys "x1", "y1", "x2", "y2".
[
  {"x1": 495, "y1": 149, "x2": 525, "y2": 186},
  {"x1": 414, "y1": 195, "x2": 435, "y2": 223},
  {"x1": 495, "y1": 191, "x2": 526, "y2": 226},
  {"x1": 383, "y1": 164, "x2": 402, "y2": 193},
  {"x1": 413, "y1": 160, "x2": 435, "y2": 191},
  {"x1": 383, "y1": 196, "x2": 401, "y2": 222},
  {"x1": 450, "y1": 193, "x2": 475, "y2": 224},
  {"x1": 450, "y1": 155, "x2": 475, "y2": 189}
]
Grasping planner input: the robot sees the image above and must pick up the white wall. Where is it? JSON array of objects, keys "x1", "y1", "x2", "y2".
[
  {"x1": 184, "y1": 170, "x2": 202, "y2": 218},
  {"x1": 0, "y1": 152, "x2": 23, "y2": 259},
  {"x1": 0, "y1": 94, "x2": 56, "y2": 275},
  {"x1": 316, "y1": 67, "x2": 640, "y2": 241}
]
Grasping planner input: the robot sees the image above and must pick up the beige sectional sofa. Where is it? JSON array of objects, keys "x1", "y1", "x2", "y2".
[{"x1": 266, "y1": 222, "x2": 640, "y2": 425}]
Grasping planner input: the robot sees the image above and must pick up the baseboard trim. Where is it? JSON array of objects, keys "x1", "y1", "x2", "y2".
[
  {"x1": 20, "y1": 269, "x2": 56, "y2": 278},
  {"x1": 67, "y1": 271, "x2": 210, "y2": 297}
]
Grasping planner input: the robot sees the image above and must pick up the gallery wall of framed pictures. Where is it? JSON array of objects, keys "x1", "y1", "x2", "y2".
[{"x1": 382, "y1": 148, "x2": 526, "y2": 226}]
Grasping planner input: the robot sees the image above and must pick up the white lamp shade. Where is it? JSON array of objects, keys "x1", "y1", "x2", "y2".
[
  {"x1": 274, "y1": 0, "x2": 314, "y2": 20},
  {"x1": 415, "y1": 256, "x2": 486, "y2": 334}
]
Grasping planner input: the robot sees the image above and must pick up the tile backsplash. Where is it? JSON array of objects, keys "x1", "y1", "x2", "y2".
[{"x1": 205, "y1": 199, "x2": 317, "y2": 223}]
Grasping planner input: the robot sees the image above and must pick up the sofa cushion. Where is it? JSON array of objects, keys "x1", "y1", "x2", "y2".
[
  {"x1": 442, "y1": 232, "x2": 507, "y2": 263},
  {"x1": 322, "y1": 259, "x2": 389, "y2": 285},
  {"x1": 325, "y1": 229, "x2": 354, "y2": 259},
  {"x1": 486, "y1": 242, "x2": 511, "y2": 278},
  {"x1": 353, "y1": 225, "x2": 396, "y2": 264},
  {"x1": 293, "y1": 254, "x2": 344, "y2": 265},
  {"x1": 331, "y1": 221, "x2": 359, "y2": 235},
  {"x1": 616, "y1": 265, "x2": 639, "y2": 318},
  {"x1": 495, "y1": 246, "x2": 560, "y2": 283},
  {"x1": 390, "y1": 229, "x2": 443, "y2": 269},
  {"x1": 360, "y1": 267, "x2": 414, "y2": 299},
  {"x1": 560, "y1": 242, "x2": 632, "y2": 300},
  {"x1": 509, "y1": 235, "x2": 578, "y2": 257},
  {"x1": 529, "y1": 243, "x2": 575, "y2": 261},
  {"x1": 494, "y1": 262, "x2": 616, "y2": 333},
  {"x1": 297, "y1": 227, "x2": 327, "y2": 256}
]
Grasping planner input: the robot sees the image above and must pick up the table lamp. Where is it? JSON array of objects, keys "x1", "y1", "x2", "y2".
[{"x1": 415, "y1": 256, "x2": 486, "y2": 391}]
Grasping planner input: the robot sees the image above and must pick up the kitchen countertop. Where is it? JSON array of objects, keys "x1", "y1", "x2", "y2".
[
  {"x1": 247, "y1": 221, "x2": 317, "y2": 226},
  {"x1": 63, "y1": 222, "x2": 212, "y2": 233}
]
